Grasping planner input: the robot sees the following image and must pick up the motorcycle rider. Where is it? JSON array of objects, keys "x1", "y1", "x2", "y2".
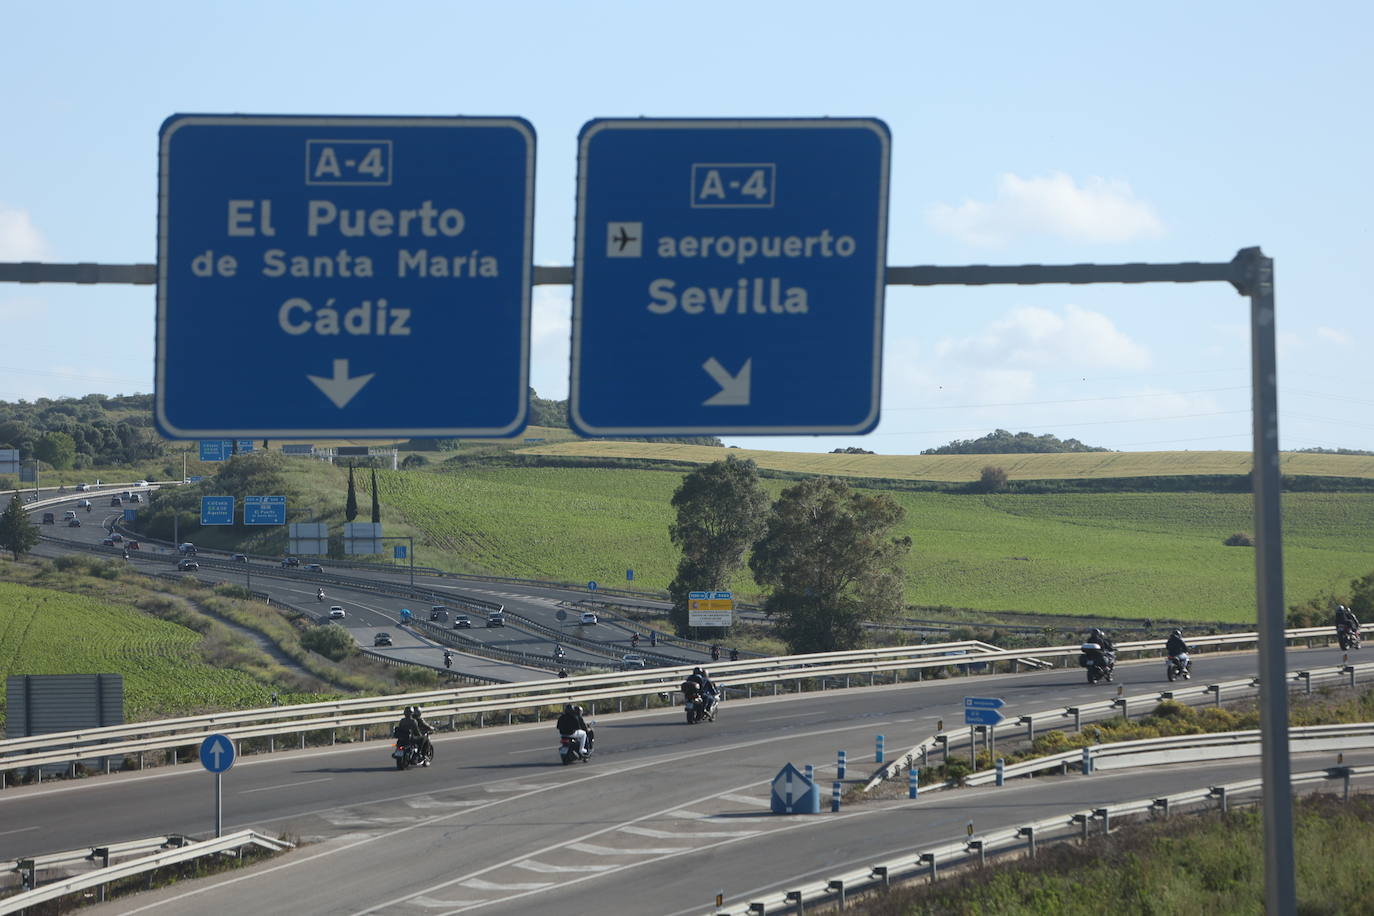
[
  {"x1": 729, "y1": 647, "x2": 740, "y2": 662},
  {"x1": 556, "y1": 703, "x2": 591, "y2": 757},
  {"x1": 1166, "y1": 627, "x2": 1190, "y2": 673},
  {"x1": 411, "y1": 706, "x2": 435, "y2": 765},
  {"x1": 1336, "y1": 605, "x2": 1361, "y2": 645},
  {"x1": 443, "y1": 650, "x2": 453, "y2": 669},
  {"x1": 393, "y1": 707, "x2": 422, "y2": 759},
  {"x1": 316, "y1": 588, "x2": 325, "y2": 602},
  {"x1": 683, "y1": 667, "x2": 719, "y2": 716}
]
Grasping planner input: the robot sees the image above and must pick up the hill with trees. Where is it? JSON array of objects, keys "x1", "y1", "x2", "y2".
[{"x1": 921, "y1": 429, "x2": 1109, "y2": 455}]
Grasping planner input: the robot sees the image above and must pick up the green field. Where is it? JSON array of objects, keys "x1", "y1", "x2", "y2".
[
  {"x1": 373, "y1": 467, "x2": 1374, "y2": 623},
  {"x1": 0, "y1": 580, "x2": 294, "y2": 725}
]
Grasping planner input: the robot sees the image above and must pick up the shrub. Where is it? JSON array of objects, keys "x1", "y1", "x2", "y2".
[
  {"x1": 300, "y1": 624, "x2": 356, "y2": 661},
  {"x1": 1224, "y1": 532, "x2": 1255, "y2": 547},
  {"x1": 978, "y1": 465, "x2": 1009, "y2": 493}
]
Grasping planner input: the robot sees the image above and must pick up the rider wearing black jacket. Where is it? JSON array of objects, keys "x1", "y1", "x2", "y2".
[
  {"x1": 412, "y1": 706, "x2": 434, "y2": 764},
  {"x1": 1166, "y1": 629, "x2": 1188, "y2": 656},
  {"x1": 556, "y1": 704, "x2": 591, "y2": 755}
]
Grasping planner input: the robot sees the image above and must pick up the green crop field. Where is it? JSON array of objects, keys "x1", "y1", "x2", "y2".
[
  {"x1": 511, "y1": 443, "x2": 1374, "y2": 483},
  {"x1": 372, "y1": 467, "x2": 1374, "y2": 623},
  {"x1": 0, "y1": 581, "x2": 294, "y2": 726}
]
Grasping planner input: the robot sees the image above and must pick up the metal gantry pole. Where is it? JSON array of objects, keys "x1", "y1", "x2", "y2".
[{"x1": 1237, "y1": 248, "x2": 1296, "y2": 915}]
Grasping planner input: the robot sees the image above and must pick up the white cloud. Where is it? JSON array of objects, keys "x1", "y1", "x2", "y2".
[
  {"x1": 0, "y1": 206, "x2": 51, "y2": 259},
  {"x1": 928, "y1": 172, "x2": 1164, "y2": 246},
  {"x1": 935, "y1": 304, "x2": 1151, "y2": 371},
  {"x1": 1316, "y1": 326, "x2": 1352, "y2": 347},
  {"x1": 529, "y1": 285, "x2": 571, "y2": 400}
]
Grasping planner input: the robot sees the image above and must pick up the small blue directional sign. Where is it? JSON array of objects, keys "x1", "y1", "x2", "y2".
[
  {"x1": 964, "y1": 708, "x2": 1005, "y2": 727},
  {"x1": 571, "y1": 118, "x2": 890, "y2": 436},
  {"x1": 770, "y1": 762, "x2": 820, "y2": 814},
  {"x1": 236, "y1": 439, "x2": 255, "y2": 454},
  {"x1": 200, "y1": 495, "x2": 235, "y2": 525},
  {"x1": 200, "y1": 733, "x2": 236, "y2": 773},
  {"x1": 243, "y1": 495, "x2": 286, "y2": 525},
  {"x1": 587, "y1": 580, "x2": 598, "y2": 592},
  {"x1": 123, "y1": 508, "x2": 137, "y2": 522},
  {"x1": 158, "y1": 115, "x2": 535, "y2": 440},
  {"x1": 626, "y1": 568, "x2": 634, "y2": 581},
  {"x1": 199, "y1": 439, "x2": 229, "y2": 462},
  {"x1": 964, "y1": 696, "x2": 1006, "y2": 710},
  {"x1": 393, "y1": 544, "x2": 407, "y2": 559}
]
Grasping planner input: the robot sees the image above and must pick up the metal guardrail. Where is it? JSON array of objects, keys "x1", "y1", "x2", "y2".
[
  {"x1": 867, "y1": 659, "x2": 1373, "y2": 789},
  {"x1": 0, "y1": 830, "x2": 292, "y2": 915},
  {"x1": 718, "y1": 764, "x2": 1374, "y2": 915}
]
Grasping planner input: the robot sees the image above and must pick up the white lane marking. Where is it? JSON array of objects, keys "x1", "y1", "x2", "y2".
[
  {"x1": 753, "y1": 713, "x2": 813, "y2": 722},
  {"x1": 460, "y1": 879, "x2": 552, "y2": 891},
  {"x1": 664, "y1": 810, "x2": 705, "y2": 819},
  {"x1": 238, "y1": 776, "x2": 332, "y2": 794},
  {"x1": 514, "y1": 860, "x2": 616, "y2": 874},
  {"x1": 620, "y1": 825, "x2": 759, "y2": 839},
  {"x1": 405, "y1": 797, "x2": 489, "y2": 809},
  {"x1": 720, "y1": 793, "x2": 769, "y2": 807},
  {"x1": 483, "y1": 783, "x2": 547, "y2": 792},
  {"x1": 411, "y1": 896, "x2": 480, "y2": 909},
  {"x1": 567, "y1": 842, "x2": 689, "y2": 856},
  {"x1": 505, "y1": 747, "x2": 548, "y2": 755},
  {"x1": 0, "y1": 825, "x2": 40, "y2": 837},
  {"x1": 321, "y1": 815, "x2": 420, "y2": 827}
]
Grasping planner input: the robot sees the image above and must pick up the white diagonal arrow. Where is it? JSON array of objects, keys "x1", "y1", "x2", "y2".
[
  {"x1": 702, "y1": 357, "x2": 751, "y2": 406},
  {"x1": 308, "y1": 359, "x2": 375, "y2": 408}
]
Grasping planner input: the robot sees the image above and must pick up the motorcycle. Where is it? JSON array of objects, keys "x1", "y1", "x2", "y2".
[
  {"x1": 316, "y1": 590, "x2": 325, "y2": 602},
  {"x1": 559, "y1": 728, "x2": 593, "y2": 765},
  {"x1": 683, "y1": 687, "x2": 718, "y2": 724},
  {"x1": 392, "y1": 738, "x2": 431, "y2": 770},
  {"x1": 1166, "y1": 653, "x2": 1192, "y2": 681},
  {"x1": 1079, "y1": 643, "x2": 1116, "y2": 684},
  {"x1": 1338, "y1": 623, "x2": 1362, "y2": 651}
]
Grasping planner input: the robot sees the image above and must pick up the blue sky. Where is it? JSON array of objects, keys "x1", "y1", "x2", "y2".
[{"x1": 2, "y1": 1, "x2": 1370, "y2": 454}]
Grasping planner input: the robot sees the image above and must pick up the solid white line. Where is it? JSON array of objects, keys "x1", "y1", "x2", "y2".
[
  {"x1": 752, "y1": 713, "x2": 813, "y2": 722},
  {"x1": 719, "y1": 793, "x2": 769, "y2": 807},
  {"x1": 505, "y1": 747, "x2": 548, "y2": 755},
  {"x1": 567, "y1": 842, "x2": 689, "y2": 856},
  {"x1": 460, "y1": 879, "x2": 552, "y2": 891},
  {"x1": 513, "y1": 860, "x2": 616, "y2": 874},
  {"x1": 620, "y1": 825, "x2": 759, "y2": 839},
  {"x1": 0, "y1": 824, "x2": 40, "y2": 837},
  {"x1": 239, "y1": 777, "x2": 332, "y2": 794}
]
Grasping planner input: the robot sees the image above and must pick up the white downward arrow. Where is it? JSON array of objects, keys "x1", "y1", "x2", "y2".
[
  {"x1": 702, "y1": 357, "x2": 751, "y2": 406},
  {"x1": 308, "y1": 359, "x2": 375, "y2": 409}
]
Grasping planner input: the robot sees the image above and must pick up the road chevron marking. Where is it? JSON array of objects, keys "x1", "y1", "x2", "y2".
[
  {"x1": 620, "y1": 825, "x2": 760, "y2": 839},
  {"x1": 459, "y1": 879, "x2": 553, "y2": 891},
  {"x1": 567, "y1": 841, "x2": 690, "y2": 856},
  {"x1": 513, "y1": 861, "x2": 616, "y2": 874},
  {"x1": 719, "y1": 793, "x2": 769, "y2": 807}
]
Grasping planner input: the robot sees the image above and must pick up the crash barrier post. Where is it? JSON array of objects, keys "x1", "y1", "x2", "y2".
[
  {"x1": 875, "y1": 734, "x2": 884, "y2": 765},
  {"x1": 785, "y1": 889, "x2": 803, "y2": 914},
  {"x1": 909, "y1": 768, "x2": 919, "y2": 799},
  {"x1": 920, "y1": 852, "x2": 937, "y2": 884},
  {"x1": 1211, "y1": 786, "x2": 1228, "y2": 813},
  {"x1": 836, "y1": 750, "x2": 846, "y2": 779},
  {"x1": 1154, "y1": 797, "x2": 1170, "y2": 819},
  {"x1": 968, "y1": 838, "x2": 985, "y2": 867},
  {"x1": 1019, "y1": 825, "x2": 1036, "y2": 858},
  {"x1": 832, "y1": 781, "x2": 841, "y2": 812},
  {"x1": 1081, "y1": 746, "x2": 1093, "y2": 775},
  {"x1": 1299, "y1": 671, "x2": 1312, "y2": 694},
  {"x1": 1094, "y1": 807, "x2": 1110, "y2": 835},
  {"x1": 995, "y1": 757, "x2": 1005, "y2": 787},
  {"x1": 1073, "y1": 812, "x2": 1090, "y2": 843},
  {"x1": 870, "y1": 865, "x2": 889, "y2": 887},
  {"x1": 826, "y1": 879, "x2": 845, "y2": 910}
]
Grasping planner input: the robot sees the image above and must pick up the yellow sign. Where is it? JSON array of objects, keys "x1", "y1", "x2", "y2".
[{"x1": 690, "y1": 599, "x2": 734, "y2": 611}]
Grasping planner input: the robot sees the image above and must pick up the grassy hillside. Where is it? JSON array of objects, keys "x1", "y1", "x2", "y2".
[
  {"x1": 510, "y1": 443, "x2": 1374, "y2": 482},
  {"x1": 370, "y1": 466, "x2": 1374, "y2": 623}
]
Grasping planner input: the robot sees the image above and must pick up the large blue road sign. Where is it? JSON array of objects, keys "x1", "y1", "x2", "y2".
[
  {"x1": 199, "y1": 439, "x2": 254, "y2": 461},
  {"x1": 201, "y1": 495, "x2": 234, "y2": 525},
  {"x1": 571, "y1": 118, "x2": 890, "y2": 436},
  {"x1": 964, "y1": 696, "x2": 1006, "y2": 710},
  {"x1": 200, "y1": 734, "x2": 235, "y2": 773},
  {"x1": 158, "y1": 115, "x2": 535, "y2": 440},
  {"x1": 243, "y1": 495, "x2": 286, "y2": 525},
  {"x1": 964, "y1": 707, "x2": 1005, "y2": 727}
]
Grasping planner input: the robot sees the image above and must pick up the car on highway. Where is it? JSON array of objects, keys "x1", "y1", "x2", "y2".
[
  {"x1": 134, "y1": 480, "x2": 149, "y2": 487},
  {"x1": 373, "y1": 632, "x2": 393, "y2": 647},
  {"x1": 42, "y1": 512, "x2": 54, "y2": 524},
  {"x1": 77, "y1": 499, "x2": 91, "y2": 509},
  {"x1": 67, "y1": 518, "x2": 81, "y2": 527},
  {"x1": 280, "y1": 556, "x2": 301, "y2": 568},
  {"x1": 126, "y1": 540, "x2": 140, "y2": 550},
  {"x1": 102, "y1": 536, "x2": 117, "y2": 546},
  {"x1": 328, "y1": 606, "x2": 346, "y2": 619},
  {"x1": 580, "y1": 612, "x2": 599, "y2": 626},
  {"x1": 177, "y1": 558, "x2": 199, "y2": 571},
  {"x1": 110, "y1": 496, "x2": 122, "y2": 506},
  {"x1": 178, "y1": 542, "x2": 196, "y2": 555},
  {"x1": 305, "y1": 563, "x2": 324, "y2": 573},
  {"x1": 129, "y1": 493, "x2": 142, "y2": 503},
  {"x1": 621, "y1": 654, "x2": 647, "y2": 670},
  {"x1": 231, "y1": 554, "x2": 248, "y2": 562},
  {"x1": 486, "y1": 612, "x2": 505, "y2": 627},
  {"x1": 429, "y1": 606, "x2": 449, "y2": 622},
  {"x1": 75, "y1": 483, "x2": 89, "y2": 492},
  {"x1": 108, "y1": 533, "x2": 123, "y2": 543},
  {"x1": 452, "y1": 614, "x2": 472, "y2": 629},
  {"x1": 64, "y1": 509, "x2": 77, "y2": 520}
]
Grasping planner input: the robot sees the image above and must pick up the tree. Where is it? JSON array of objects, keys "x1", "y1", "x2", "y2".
[
  {"x1": 370, "y1": 468, "x2": 381, "y2": 523},
  {"x1": 665, "y1": 456, "x2": 770, "y2": 634},
  {"x1": 345, "y1": 464, "x2": 358, "y2": 522},
  {"x1": 33, "y1": 430, "x2": 77, "y2": 469},
  {"x1": 0, "y1": 495, "x2": 40, "y2": 560},
  {"x1": 749, "y1": 477, "x2": 911, "y2": 653},
  {"x1": 978, "y1": 465, "x2": 1009, "y2": 492}
]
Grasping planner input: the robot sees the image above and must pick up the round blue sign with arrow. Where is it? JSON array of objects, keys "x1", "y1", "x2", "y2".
[
  {"x1": 587, "y1": 580, "x2": 598, "y2": 591},
  {"x1": 200, "y1": 733, "x2": 236, "y2": 773}
]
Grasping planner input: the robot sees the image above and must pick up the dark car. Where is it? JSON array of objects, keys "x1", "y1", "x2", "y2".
[
  {"x1": 305, "y1": 563, "x2": 324, "y2": 573},
  {"x1": 42, "y1": 512, "x2": 54, "y2": 524},
  {"x1": 486, "y1": 612, "x2": 505, "y2": 628},
  {"x1": 453, "y1": 614, "x2": 472, "y2": 629},
  {"x1": 129, "y1": 493, "x2": 142, "y2": 503},
  {"x1": 231, "y1": 554, "x2": 248, "y2": 563},
  {"x1": 177, "y1": 558, "x2": 199, "y2": 571},
  {"x1": 373, "y1": 632, "x2": 393, "y2": 647},
  {"x1": 126, "y1": 540, "x2": 140, "y2": 550},
  {"x1": 102, "y1": 536, "x2": 116, "y2": 546},
  {"x1": 67, "y1": 518, "x2": 81, "y2": 527},
  {"x1": 110, "y1": 496, "x2": 122, "y2": 507},
  {"x1": 429, "y1": 606, "x2": 449, "y2": 622},
  {"x1": 281, "y1": 557, "x2": 301, "y2": 568}
]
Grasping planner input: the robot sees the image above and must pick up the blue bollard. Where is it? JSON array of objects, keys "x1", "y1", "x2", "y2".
[
  {"x1": 832, "y1": 781, "x2": 841, "y2": 812},
  {"x1": 909, "y1": 769, "x2": 919, "y2": 799},
  {"x1": 876, "y1": 734, "x2": 885, "y2": 765},
  {"x1": 995, "y1": 757, "x2": 1005, "y2": 787},
  {"x1": 804, "y1": 764, "x2": 814, "y2": 783},
  {"x1": 1081, "y1": 746, "x2": 1093, "y2": 775},
  {"x1": 837, "y1": 750, "x2": 847, "y2": 779}
]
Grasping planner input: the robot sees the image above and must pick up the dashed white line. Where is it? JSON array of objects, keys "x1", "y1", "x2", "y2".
[{"x1": 239, "y1": 777, "x2": 333, "y2": 794}]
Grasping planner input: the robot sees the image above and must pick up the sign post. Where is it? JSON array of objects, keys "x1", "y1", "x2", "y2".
[
  {"x1": 199, "y1": 733, "x2": 236, "y2": 837},
  {"x1": 157, "y1": 115, "x2": 535, "y2": 439},
  {"x1": 571, "y1": 118, "x2": 890, "y2": 436}
]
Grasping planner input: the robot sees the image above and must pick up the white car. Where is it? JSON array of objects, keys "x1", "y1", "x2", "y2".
[
  {"x1": 621, "y1": 653, "x2": 646, "y2": 670},
  {"x1": 579, "y1": 612, "x2": 598, "y2": 625},
  {"x1": 328, "y1": 606, "x2": 346, "y2": 619},
  {"x1": 134, "y1": 480, "x2": 149, "y2": 487}
]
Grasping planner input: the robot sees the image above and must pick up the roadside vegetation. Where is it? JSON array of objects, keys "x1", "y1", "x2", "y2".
[{"x1": 851, "y1": 793, "x2": 1374, "y2": 915}]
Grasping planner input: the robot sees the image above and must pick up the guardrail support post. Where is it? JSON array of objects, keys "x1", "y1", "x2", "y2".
[
  {"x1": 1211, "y1": 786, "x2": 1228, "y2": 813},
  {"x1": 1207, "y1": 684, "x2": 1221, "y2": 707},
  {"x1": 747, "y1": 904, "x2": 765, "y2": 915},
  {"x1": 1019, "y1": 825, "x2": 1037, "y2": 858},
  {"x1": 871, "y1": 865, "x2": 889, "y2": 887},
  {"x1": 1299, "y1": 671, "x2": 1311, "y2": 694},
  {"x1": 1154, "y1": 797, "x2": 1170, "y2": 819},
  {"x1": 1023, "y1": 715, "x2": 1034, "y2": 743},
  {"x1": 1116, "y1": 697, "x2": 1128, "y2": 721},
  {"x1": 920, "y1": 852, "x2": 937, "y2": 884},
  {"x1": 172, "y1": 748, "x2": 178, "y2": 765},
  {"x1": 935, "y1": 734, "x2": 948, "y2": 763},
  {"x1": 995, "y1": 758, "x2": 1005, "y2": 786},
  {"x1": 827, "y1": 879, "x2": 846, "y2": 910},
  {"x1": 1094, "y1": 807, "x2": 1110, "y2": 835},
  {"x1": 785, "y1": 889, "x2": 803, "y2": 914},
  {"x1": 968, "y1": 838, "x2": 985, "y2": 867},
  {"x1": 331, "y1": 729, "x2": 336, "y2": 745},
  {"x1": 1069, "y1": 707, "x2": 1081, "y2": 731},
  {"x1": 1346, "y1": 665, "x2": 1357, "y2": 688},
  {"x1": 299, "y1": 732, "x2": 305, "y2": 750},
  {"x1": 1072, "y1": 813, "x2": 1089, "y2": 843}
]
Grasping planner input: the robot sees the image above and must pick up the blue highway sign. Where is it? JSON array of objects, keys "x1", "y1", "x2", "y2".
[
  {"x1": 200, "y1": 733, "x2": 236, "y2": 773},
  {"x1": 571, "y1": 118, "x2": 890, "y2": 436},
  {"x1": 964, "y1": 696, "x2": 1006, "y2": 710},
  {"x1": 158, "y1": 115, "x2": 535, "y2": 440},
  {"x1": 200, "y1": 495, "x2": 234, "y2": 525},
  {"x1": 199, "y1": 439, "x2": 229, "y2": 461},
  {"x1": 964, "y1": 707, "x2": 1005, "y2": 727},
  {"x1": 243, "y1": 495, "x2": 286, "y2": 525}
]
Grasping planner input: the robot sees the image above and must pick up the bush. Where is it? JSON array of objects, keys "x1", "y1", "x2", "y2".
[
  {"x1": 300, "y1": 624, "x2": 356, "y2": 661},
  {"x1": 1224, "y1": 532, "x2": 1255, "y2": 547},
  {"x1": 978, "y1": 465, "x2": 1009, "y2": 493}
]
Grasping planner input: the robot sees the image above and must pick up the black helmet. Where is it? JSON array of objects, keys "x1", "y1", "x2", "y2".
[
  {"x1": 402, "y1": 707, "x2": 413, "y2": 718},
  {"x1": 1090, "y1": 628, "x2": 1104, "y2": 639},
  {"x1": 573, "y1": 705, "x2": 583, "y2": 715},
  {"x1": 1171, "y1": 628, "x2": 1182, "y2": 637},
  {"x1": 693, "y1": 667, "x2": 704, "y2": 676},
  {"x1": 564, "y1": 703, "x2": 575, "y2": 713}
]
